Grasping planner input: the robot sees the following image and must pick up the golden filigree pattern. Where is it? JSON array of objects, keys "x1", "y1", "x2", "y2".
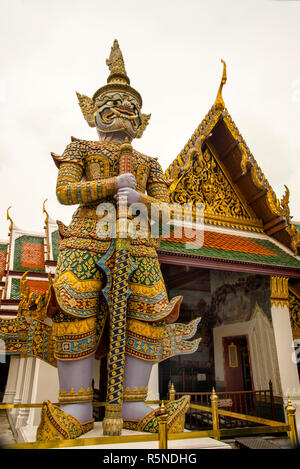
[
  {"x1": 123, "y1": 386, "x2": 148, "y2": 402},
  {"x1": 289, "y1": 290, "x2": 300, "y2": 339},
  {"x1": 286, "y1": 224, "x2": 300, "y2": 255},
  {"x1": 59, "y1": 386, "x2": 93, "y2": 404},
  {"x1": 270, "y1": 276, "x2": 289, "y2": 307},
  {"x1": 170, "y1": 148, "x2": 254, "y2": 224}
]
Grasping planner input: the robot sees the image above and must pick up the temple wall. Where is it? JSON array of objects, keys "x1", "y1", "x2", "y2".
[{"x1": 213, "y1": 304, "x2": 282, "y2": 395}]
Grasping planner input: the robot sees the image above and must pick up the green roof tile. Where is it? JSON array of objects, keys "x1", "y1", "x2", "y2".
[{"x1": 159, "y1": 236, "x2": 300, "y2": 269}]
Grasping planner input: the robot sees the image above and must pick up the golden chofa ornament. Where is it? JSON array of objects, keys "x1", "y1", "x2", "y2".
[{"x1": 76, "y1": 39, "x2": 151, "y2": 139}]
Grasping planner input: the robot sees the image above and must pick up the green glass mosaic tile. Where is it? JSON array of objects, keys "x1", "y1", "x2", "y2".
[{"x1": 159, "y1": 236, "x2": 300, "y2": 268}]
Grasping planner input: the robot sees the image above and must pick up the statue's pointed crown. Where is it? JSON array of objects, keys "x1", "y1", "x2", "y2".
[
  {"x1": 93, "y1": 39, "x2": 142, "y2": 106},
  {"x1": 106, "y1": 39, "x2": 130, "y2": 85}
]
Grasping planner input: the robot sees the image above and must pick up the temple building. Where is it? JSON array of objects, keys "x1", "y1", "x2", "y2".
[{"x1": 1, "y1": 63, "x2": 300, "y2": 441}]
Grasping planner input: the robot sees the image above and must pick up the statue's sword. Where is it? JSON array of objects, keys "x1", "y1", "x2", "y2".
[{"x1": 101, "y1": 139, "x2": 137, "y2": 436}]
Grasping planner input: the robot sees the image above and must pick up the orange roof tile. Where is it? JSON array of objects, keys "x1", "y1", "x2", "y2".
[{"x1": 162, "y1": 229, "x2": 277, "y2": 257}]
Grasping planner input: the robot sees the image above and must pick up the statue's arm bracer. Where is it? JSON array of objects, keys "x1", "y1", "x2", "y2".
[
  {"x1": 139, "y1": 159, "x2": 170, "y2": 208},
  {"x1": 54, "y1": 142, "x2": 117, "y2": 206},
  {"x1": 56, "y1": 162, "x2": 117, "y2": 205}
]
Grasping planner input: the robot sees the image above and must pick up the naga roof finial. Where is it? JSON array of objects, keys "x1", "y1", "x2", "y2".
[
  {"x1": 214, "y1": 59, "x2": 227, "y2": 111},
  {"x1": 6, "y1": 206, "x2": 13, "y2": 233},
  {"x1": 43, "y1": 199, "x2": 49, "y2": 226},
  {"x1": 106, "y1": 39, "x2": 130, "y2": 85}
]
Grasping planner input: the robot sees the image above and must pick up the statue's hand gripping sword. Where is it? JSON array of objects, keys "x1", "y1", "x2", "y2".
[{"x1": 102, "y1": 139, "x2": 137, "y2": 436}]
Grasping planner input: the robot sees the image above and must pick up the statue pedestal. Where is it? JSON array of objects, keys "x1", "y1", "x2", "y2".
[{"x1": 17, "y1": 421, "x2": 231, "y2": 449}]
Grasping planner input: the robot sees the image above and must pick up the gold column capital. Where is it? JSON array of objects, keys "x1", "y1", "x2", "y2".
[{"x1": 270, "y1": 276, "x2": 289, "y2": 307}]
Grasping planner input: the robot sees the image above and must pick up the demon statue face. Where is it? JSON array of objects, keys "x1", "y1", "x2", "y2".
[
  {"x1": 76, "y1": 40, "x2": 151, "y2": 142},
  {"x1": 94, "y1": 91, "x2": 142, "y2": 141}
]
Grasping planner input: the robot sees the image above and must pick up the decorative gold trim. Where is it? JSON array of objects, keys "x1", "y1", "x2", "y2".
[
  {"x1": 228, "y1": 342, "x2": 238, "y2": 368},
  {"x1": 6, "y1": 206, "x2": 13, "y2": 233},
  {"x1": 43, "y1": 199, "x2": 50, "y2": 261},
  {"x1": 286, "y1": 223, "x2": 300, "y2": 255},
  {"x1": 3, "y1": 206, "x2": 13, "y2": 300},
  {"x1": 59, "y1": 387, "x2": 93, "y2": 404},
  {"x1": 223, "y1": 112, "x2": 291, "y2": 221},
  {"x1": 18, "y1": 271, "x2": 53, "y2": 321},
  {"x1": 270, "y1": 276, "x2": 289, "y2": 307},
  {"x1": 206, "y1": 140, "x2": 262, "y2": 225},
  {"x1": 123, "y1": 386, "x2": 148, "y2": 402},
  {"x1": 169, "y1": 383, "x2": 176, "y2": 401},
  {"x1": 36, "y1": 400, "x2": 93, "y2": 441},
  {"x1": 52, "y1": 316, "x2": 96, "y2": 337},
  {"x1": 289, "y1": 287, "x2": 300, "y2": 339}
]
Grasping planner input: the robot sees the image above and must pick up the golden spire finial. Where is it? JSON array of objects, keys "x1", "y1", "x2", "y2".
[
  {"x1": 106, "y1": 39, "x2": 130, "y2": 86},
  {"x1": 43, "y1": 199, "x2": 49, "y2": 226},
  {"x1": 6, "y1": 206, "x2": 13, "y2": 233},
  {"x1": 214, "y1": 59, "x2": 227, "y2": 111}
]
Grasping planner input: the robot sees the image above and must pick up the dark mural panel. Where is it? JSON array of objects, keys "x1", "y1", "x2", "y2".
[{"x1": 159, "y1": 264, "x2": 270, "y2": 398}]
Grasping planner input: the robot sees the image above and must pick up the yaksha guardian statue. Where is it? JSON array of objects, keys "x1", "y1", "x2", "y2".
[{"x1": 1, "y1": 40, "x2": 201, "y2": 440}]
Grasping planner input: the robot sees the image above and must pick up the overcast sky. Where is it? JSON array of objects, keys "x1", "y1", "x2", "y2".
[{"x1": 0, "y1": 0, "x2": 299, "y2": 240}]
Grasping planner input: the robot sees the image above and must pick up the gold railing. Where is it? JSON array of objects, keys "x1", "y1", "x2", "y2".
[
  {"x1": 174, "y1": 380, "x2": 277, "y2": 422},
  {"x1": 1, "y1": 389, "x2": 298, "y2": 449}
]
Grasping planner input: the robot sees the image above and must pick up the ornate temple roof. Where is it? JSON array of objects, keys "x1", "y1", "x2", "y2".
[
  {"x1": 158, "y1": 227, "x2": 300, "y2": 278},
  {"x1": 165, "y1": 60, "x2": 299, "y2": 256}
]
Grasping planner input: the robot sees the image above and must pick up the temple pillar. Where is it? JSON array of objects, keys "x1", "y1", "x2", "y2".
[
  {"x1": 270, "y1": 276, "x2": 300, "y2": 431},
  {"x1": 17, "y1": 358, "x2": 59, "y2": 442},
  {"x1": 3, "y1": 356, "x2": 20, "y2": 439},
  {"x1": 10, "y1": 357, "x2": 26, "y2": 425},
  {"x1": 3, "y1": 356, "x2": 20, "y2": 404},
  {"x1": 15, "y1": 357, "x2": 35, "y2": 428}
]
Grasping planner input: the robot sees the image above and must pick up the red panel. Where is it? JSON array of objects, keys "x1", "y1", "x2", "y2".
[
  {"x1": 223, "y1": 337, "x2": 244, "y2": 392},
  {"x1": 21, "y1": 242, "x2": 45, "y2": 269}
]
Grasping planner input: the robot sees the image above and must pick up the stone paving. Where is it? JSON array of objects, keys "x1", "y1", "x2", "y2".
[{"x1": 0, "y1": 410, "x2": 16, "y2": 447}]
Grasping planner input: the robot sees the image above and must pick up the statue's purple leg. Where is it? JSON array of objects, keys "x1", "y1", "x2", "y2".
[
  {"x1": 57, "y1": 354, "x2": 94, "y2": 423},
  {"x1": 122, "y1": 354, "x2": 154, "y2": 420}
]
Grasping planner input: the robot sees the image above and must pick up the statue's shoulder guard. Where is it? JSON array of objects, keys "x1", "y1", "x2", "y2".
[
  {"x1": 51, "y1": 136, "x2": 89, "y2": 169},
  {"x1": 142, "y1": 153, "x2": 171, "y2": 187},
  {"x1": 132, "y1": 148, "x2": 154, "y2": 167},
  {"x1": 132, "y1": 149, "x2": 165, "y2": 180}
]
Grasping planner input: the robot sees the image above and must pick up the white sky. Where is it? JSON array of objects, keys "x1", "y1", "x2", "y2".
[{"x1": 0, "y1": 0, "x2": 299, "y2": 240}]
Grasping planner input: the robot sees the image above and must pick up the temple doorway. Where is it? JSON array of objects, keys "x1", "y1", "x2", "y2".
[{"x1": 223, "y1": 336, "x2": 253, "y2": 392}]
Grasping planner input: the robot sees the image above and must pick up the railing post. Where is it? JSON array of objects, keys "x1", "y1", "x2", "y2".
[
  {"x1": 210, "y1": 387, "x2": 220, "y2": 440},
  {"x1": 285, "y1": 397, "x2": 299, "y2": 449},
  {"x1": 157, "y1": 401, "x2": 169, "y2": 449},
  {"x1": 169, "y1": 383, "x2": 176, "y2": 401},
  {"x1": 269, "y1": 380, "x2": 275, "y2": 420}
]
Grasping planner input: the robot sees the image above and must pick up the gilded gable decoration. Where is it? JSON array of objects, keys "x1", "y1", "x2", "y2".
[{"x1": 169, "y1": 146, "x2": 262, "y2": 231}]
